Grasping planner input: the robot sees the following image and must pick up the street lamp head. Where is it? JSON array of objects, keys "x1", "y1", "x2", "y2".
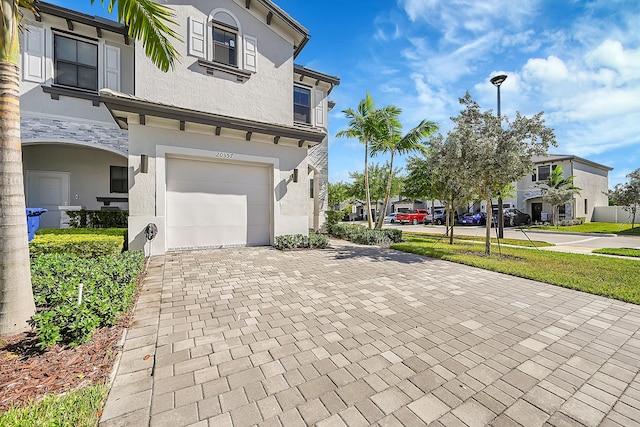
[{"x1": 490, "y1": 74, "x2": 508, "y2": 87}]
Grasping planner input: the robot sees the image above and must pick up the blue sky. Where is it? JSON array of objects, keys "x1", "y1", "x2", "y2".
[{"x1": 60, "y1": 0, "x2": 640, "y2": 187}]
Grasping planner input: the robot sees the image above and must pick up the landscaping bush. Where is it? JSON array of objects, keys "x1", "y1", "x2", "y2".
[
  {"x1": 66, "y1": 210, "x2": 128, "y2": 228},
  {"x1": 29, "y1": 234, "x2": 124, "y2": 258},
  {"x1": 325, "y1": 210, "x2": 344, "y2": 234},
  {"x1": 274, "y1": 232, "x2": 328, "y2": 250},
  {"x1": 29, "y1": 251, "x2": 145, "y2": 348},
  {"x1": 329, "y1": 223, "x2": 402, "y2": 245},
  {"x1": 37, "y1": 228, "x2": 126, "y2": 237}
]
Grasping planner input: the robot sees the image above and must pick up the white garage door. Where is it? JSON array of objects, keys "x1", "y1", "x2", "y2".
[{"x1": 166, "y1": 157, "x2": 270, "y2": 249}]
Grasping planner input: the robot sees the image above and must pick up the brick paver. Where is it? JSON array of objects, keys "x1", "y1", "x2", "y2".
[{"x1": 100, "y1": 243, "x2": 640, "y2": 426}]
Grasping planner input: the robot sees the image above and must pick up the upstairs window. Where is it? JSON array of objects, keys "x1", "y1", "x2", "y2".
[
  {"x1": 54, "y1": 34, "x2": 97, "y2": 91},
  {"x1": 294, "y1": 86, "x2": 311, "y2": 124},
  {"x1": 535, "y1": 164, "x2": 557, "y2": 182},
  {"x1": 212, "y1": 24, "x2": 237, "y2": 66}
]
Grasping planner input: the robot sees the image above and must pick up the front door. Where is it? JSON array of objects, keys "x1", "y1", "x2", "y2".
[
  {"x1": 26, "y1": 171, "x2": 70, "y2": 229},
  {"x1": 532, "y1": 202, "x2": 542, "y2": 223}
]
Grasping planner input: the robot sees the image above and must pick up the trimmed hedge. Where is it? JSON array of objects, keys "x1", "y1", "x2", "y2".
[
  {"x1": 29, "y1": 234, "x2": 124, "y2": 258},
  {"x1": 325, "y1": 210, "x2": 344, "y2": 234},
  {"x1": 274, "y1": 233, "x2": 329, "y2": 250},
  {"x1": 37, "y1": 227, "x2": 126, "y2": 237},
  {"x1": 66, "y1": 210, "x2": 128, "y2": 228},
  {"x1": 30, "y1": 251, "x2": 145, "y2": 348},
  {"x1": 330, "y1": 223, "x2": 402, "y2": 245}
]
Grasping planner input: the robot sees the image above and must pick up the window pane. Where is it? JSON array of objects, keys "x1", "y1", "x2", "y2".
[
  {"x1": 294, "y1": 105, "x2": 310, "y2": 123},
  {"x1": 77, "y1": 66, "x2": 97, "y2": 91},
  {"x1": 294, "y1": 87, "x2": 311, "y2": 123},
  {"x1": 77, "y1": 41, "x2": 97, "y2": 66},
  {"x1": 110, "y1": 166, "x2": 128, "y2": 193},
  {"x1": 56, "y1": 62, "x2": 78, "y2": 87},
  {"x1": 213, "y1": 27, "x2": 236, "y2": 66},
  {"x1": 55, "y1": 36, "x2": 76, "y2": 62},
  {"x1": 538, "y1": 165, "x2": 550, "y2": 181}
]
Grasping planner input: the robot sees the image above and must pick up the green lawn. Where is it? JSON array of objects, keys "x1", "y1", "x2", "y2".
[
  {"x1": 527, "y1": 222, "x2": 640, "y2": 236},
  {"x1": 593, "y1": 248, "x2": 640, "y2": 258},
  {"x1": 404, "y1": 231, "x2": 554, "y2": 247},
  {"x1": 392, "y1": 236, "x2": 640, "y2": 304},
  {"x1": 0, "y1": 384, "x2": 107, "y2": 427}
]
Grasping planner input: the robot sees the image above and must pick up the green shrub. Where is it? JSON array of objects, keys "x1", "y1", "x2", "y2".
[
  {"x1": 29, "y1": 234, "x2": 124, "y2": 258},
  {"x1": 329, "y1": 223, "x2": 402, "y2": 246},
  {"x1": 29, "y1": 251, "x2": 145, "y2": 348},
  {"x1": 309, "y1": 232, "x2": 329, "y2": 249},
  {"x1": 37, "y1": 227, "x2": 127, "y2": 237},
  {"x1": 274, "y1": 232, "x2": 328, "y2": 250},
  {"x1": 66, "y1": 210, "x2": 128, "y2": 228},
  {"x1": 325, "y1": 210, "x2": 344, "y2": 234}
]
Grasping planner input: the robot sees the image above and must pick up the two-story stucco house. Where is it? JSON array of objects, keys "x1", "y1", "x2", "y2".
[
  {"x1": 20, "y1": 1, "x2": 339, "y2": 254},
  {"x1": 516, "y1": 154, "x2": 611, "y2": 223}
]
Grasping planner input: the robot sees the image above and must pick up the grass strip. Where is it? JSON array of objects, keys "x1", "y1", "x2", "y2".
[
  {"x1": 391, "y1": 236, "x2": 640, "y2": 304},
  {"x1": 592, "y1": 248, "x2": 640, "y2": 258},
  {"x1": 527, "y1": 222, "x2": 640, "y2": 236},
  {"x1": 0, "y1": 383, "x2": 108, "y2": 427},
  {"x1": 404, "y1": 231, "x2": 553, "y2": 247}
]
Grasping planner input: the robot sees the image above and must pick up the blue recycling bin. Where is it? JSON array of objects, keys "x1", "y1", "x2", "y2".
[{"x1": 26, "y1": 208, "x2": 48, "y2": 241}]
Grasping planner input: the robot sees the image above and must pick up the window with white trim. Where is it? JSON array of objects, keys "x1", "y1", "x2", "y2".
[
  {"x1": 187, "y1": 11, "x2": 258, "y2": 75},
  {"x1": 54, "y1": 34, "x2": 98, "y2": 91},
  {"x1": 294, "y1": 86, "x2": 311, "y2": 124}
]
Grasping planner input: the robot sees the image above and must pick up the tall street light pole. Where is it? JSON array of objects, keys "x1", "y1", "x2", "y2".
[{"x1": 491, "y1": 74, "x2": 507, "y2": 239}]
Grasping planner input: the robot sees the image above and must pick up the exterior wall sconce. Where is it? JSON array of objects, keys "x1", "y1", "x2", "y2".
[
  {"x1": 141, "y1": 154, "x2": 149, "y2": 173},
  {"x1": 291, "y1": 168, "x2": 298, "y2": 182}
]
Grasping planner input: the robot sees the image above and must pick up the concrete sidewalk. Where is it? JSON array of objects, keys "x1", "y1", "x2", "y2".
[{"x1": 100, "y1": 243, "x2": 640, "y2": 426}]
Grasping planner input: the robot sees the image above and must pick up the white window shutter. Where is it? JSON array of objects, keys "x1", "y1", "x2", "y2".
[
  {"x1": 314, "y1": 89, "x2": 325, "y2": 127},
  {"x1": 243, "y1": 35, "x2": 257, "y2": 72},
  {"x1": 23, "y1": 26, "x2": 45, "y2": 83},
  {"x1": 104, "y1": 45, "x2": 121, "y2": 91},
  {"x1": 188, "y1": 17, "x2": 206, "y2": 58}
]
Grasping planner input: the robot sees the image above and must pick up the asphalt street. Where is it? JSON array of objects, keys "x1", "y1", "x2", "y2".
[{"x1": 378, "y1": 222, "x2": 640, "y2": 255}]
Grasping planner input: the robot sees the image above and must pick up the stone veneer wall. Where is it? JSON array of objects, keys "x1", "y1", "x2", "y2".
[{"x1": 21, "y1": 115, "x2": 128, "y2": 155}]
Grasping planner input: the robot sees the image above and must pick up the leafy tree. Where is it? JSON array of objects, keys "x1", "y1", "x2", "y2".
[
  {"x1": 0, "y1": 0, "x2": 179, "y2": 335},
  {"x1": 328, "y1": 181, "x2": 352, "y2": 209},
  {"x1": 446, "y1": 92, "x2": 556, "y2": 254},
  {"x1": 428, "y1": 134, "x2": 474, "y2": 243},
  {"x1": 349, "y1": 162, "x2": 400, "y2": 219},
  {"x1": 607, "y1": 168, "x2": 640, "y2": 228},
  {"x1": 538, "y1": 166, "x2": 581, "y2": 226},
  {"x1": 370, "y1": 107, "x2": 438, "y2": 229},
  {"x1": 336, "y1": 93, "x2": 379, "y2": 229}
]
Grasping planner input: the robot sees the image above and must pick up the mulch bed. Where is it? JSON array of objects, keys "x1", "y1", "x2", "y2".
[{"x1": 0, "y1": 323, "x2": 126, "y2": 413}]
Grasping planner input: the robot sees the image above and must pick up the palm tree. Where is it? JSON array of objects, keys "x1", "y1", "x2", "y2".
[
  {"x1": 538, "y1": 165, "x2": 581, "y2": 226},
  {"x1": 336, "y1": 93, "x2": 379, "y2": 229},
  {"x1": 371, "y1": 106, "x2": 438, "y2": 229},
  {"x1": 0, "y1": 0, "x2": 179, "y2": 336}
]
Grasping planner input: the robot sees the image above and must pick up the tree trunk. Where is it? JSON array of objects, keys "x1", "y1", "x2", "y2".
[
  {"x1": 485, "y1": 197, "x2": 492, "y2": 255},
  {"x1": 0, "y1": 61, "x2": 36, "y2": 335},
  {"x1": 448, "y1": 196, "x2": 454, "y2": 245},
  {"x1": 376, "y1": 152, "x2": 395, "y2": 229},
  {"x1": 364, "y1": 141, "x2": 373, "y2": 229}
]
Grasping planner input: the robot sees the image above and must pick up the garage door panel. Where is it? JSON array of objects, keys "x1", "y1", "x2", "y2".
[{"x1": 166, "y1": 157, "x2": 270, "y2": 249}]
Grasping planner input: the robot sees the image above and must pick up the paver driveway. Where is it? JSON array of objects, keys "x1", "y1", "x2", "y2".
[{"x1": 100, "y1": 242, "x2": 640, "y2": 426}]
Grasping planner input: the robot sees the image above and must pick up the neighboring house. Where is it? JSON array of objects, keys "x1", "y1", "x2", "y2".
[
  {"x1": 19, "y1": 1, "x2": 339, "y2": 254},
  {"x1": 516, "y1": 154, "x2": 611, "y2": 223},
  {"x1": 20, "y1": 3, "x2": 132, "y2": 228}
]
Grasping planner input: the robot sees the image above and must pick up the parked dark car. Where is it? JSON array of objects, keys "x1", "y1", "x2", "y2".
[
  {"x1": 424, "y1": 208, "x2": 458, "y2": 225},
  {"x1": 459, "y1": 212, "x2": 486, "y2": 225},
  {"x1": 494, "y1": 208, "x2": 531, "y2": 226}
]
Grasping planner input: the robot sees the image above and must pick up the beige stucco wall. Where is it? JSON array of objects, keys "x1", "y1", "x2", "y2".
[
  {"x1": 127, "y1": 121, "x2": 313, "y2": 254},
  {"x1": 134, "y1": 0, "x2": 295, "y2": 125}
]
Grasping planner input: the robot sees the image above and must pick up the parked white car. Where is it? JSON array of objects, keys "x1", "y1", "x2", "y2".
[{"x1": 383, "y1": 213, "x2": 399, "y2": 223}]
